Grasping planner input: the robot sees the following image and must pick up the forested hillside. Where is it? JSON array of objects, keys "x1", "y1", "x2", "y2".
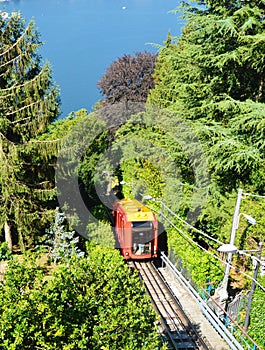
[
  {"x1": 145, "y1": 0, "x2": 265, "y2": 344},
  {"x1": 89, "y1": 0, "x2": 265, "y2": 344},
  {"x1": 0, "y1": 11, "x2": 163, "y2": 350},
  {"x1": 1, "y1": 1, "x2": 265, "y2": 348},
  {"x1": 146, "y1": 0, "x2": 265, "y2": 274}
]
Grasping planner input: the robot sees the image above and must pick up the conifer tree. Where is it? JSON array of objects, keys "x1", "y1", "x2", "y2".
[
  {"x1": 44, "y1": 208, "x2": 84, "y2": 263},
  {"x1": 0, "y1": 12, "x2": 60, "y2": 250},
  {"x1": 149, "y1": 1, "x2": 264, "y2": 112},
  {"x1": 148, "y1": 0, "x2": 265, "y2": 191},
  {"x1": 145, "y1": 2, "x2": 265, "y2": 341}
]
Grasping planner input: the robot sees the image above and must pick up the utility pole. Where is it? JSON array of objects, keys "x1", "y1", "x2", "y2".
[
  {"x1": 243, "y1": 242, "x2": 263, "y2": 331},
  {"x1": 160, "y1": 199, "x2": 164, "y2": 223},
  {"x1": 221, "y1": 188, "x2": 243, "y2": 292}
]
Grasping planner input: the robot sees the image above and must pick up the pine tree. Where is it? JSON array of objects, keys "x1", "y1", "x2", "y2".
[
  {"x1": 44, "y1": 208, "x2": 84, "y2": 263},
  {"x1": 0, "y1": 12, "x2": 60, "y2": 250}
]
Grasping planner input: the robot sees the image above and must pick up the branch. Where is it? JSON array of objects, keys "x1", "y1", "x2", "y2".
[
  {"x1": 8, "y1": 99, "x2": 42, "y2": 120},
  {"x1": 0, "y1": 69, "x2": 43, "y2": 96},
  {"x1": 0, "y1": 22, "x2": 30, "y2": 58},
  {"x1": 27, "y1": 138, "x2": 61, "y2": 144},
  {"x1": 0, "y1": 54, "x2": 21, "y2": 69}
]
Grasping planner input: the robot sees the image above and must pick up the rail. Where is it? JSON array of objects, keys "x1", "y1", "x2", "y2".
[
  {"x1": 160, "y1": 252, "x2": 246, "y2": 350},
  {"x1": 144, "y1": 200, "x2": 261, "y2": 350},
  {"x1": 134, "y1": 261, "x2": 206, "y2": 349}
]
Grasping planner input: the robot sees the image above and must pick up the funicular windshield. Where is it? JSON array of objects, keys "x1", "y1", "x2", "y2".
[{"x1": 132, "y1": 221, "x2": 153, "y2": 255}]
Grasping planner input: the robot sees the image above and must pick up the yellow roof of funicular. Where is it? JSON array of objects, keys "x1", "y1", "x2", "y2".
[{"x1": 119, "y1": 199, "x2": 154, "y2": 222}]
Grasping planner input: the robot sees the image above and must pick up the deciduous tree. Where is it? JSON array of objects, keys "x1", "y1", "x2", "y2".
[
  {"x1": 0, "y1": 246, "x2": 161, "y2": 349},
  {"x1": 98, "y1": 51, "x2": 157, "y2": 105}
]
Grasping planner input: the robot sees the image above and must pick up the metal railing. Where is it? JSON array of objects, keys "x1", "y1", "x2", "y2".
[{"x1": 160, "y1": 252, "x2": 261, "y2": 350}]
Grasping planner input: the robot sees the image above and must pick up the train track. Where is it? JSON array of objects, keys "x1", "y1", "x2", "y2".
[{"x1": 129, "y1": 261, "x2": 210, "y2": 350}]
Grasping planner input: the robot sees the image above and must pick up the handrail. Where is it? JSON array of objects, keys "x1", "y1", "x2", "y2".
[{"x1": 160, "y1": 252, "x2": 246, "y2": 350}]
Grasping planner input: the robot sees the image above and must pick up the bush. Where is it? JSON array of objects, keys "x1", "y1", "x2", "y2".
[
  {"x1": 0, "y1": 246, "x2": 161, "y2": 349},
  {"x1": 0, "y1": 242, "x2": 12, "y2": 261}
]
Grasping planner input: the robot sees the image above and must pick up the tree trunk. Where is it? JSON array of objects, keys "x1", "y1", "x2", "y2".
[
  {"x1": 257, "y1": 77, "x2": 264, "y2": 102},
  {"x1": 4, "y1": 221, "x2": 12, "y2": 252}
]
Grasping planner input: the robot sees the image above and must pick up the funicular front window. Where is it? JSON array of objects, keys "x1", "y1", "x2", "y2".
[{"x1": 132, "y1": 221, "x2": 153, "y2": 255}]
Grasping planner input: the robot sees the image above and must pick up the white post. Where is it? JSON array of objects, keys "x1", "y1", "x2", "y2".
[
  {"x1": 221, "y1": 189, "x2": 243, "y2": 292},
  {"x1": 243, "y1": 242, "x2": 263, "y2": 331}
]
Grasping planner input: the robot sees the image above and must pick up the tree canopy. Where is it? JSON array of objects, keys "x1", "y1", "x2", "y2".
[
  {"x1": 0, "y1": 246, "x2": 161, "y2": 349},
  {"x1": 144, "y1": 0, "x2": 265, "y2": 342},
  {"x1": 148, "y1": 0, "x2": 265, "y2": 193},
  {"x1": 97, "y1": 51, "x2": 157, "y2": 105},
  {"x1": 1, "y1": 3, "x2": 265, "y2": 347}
]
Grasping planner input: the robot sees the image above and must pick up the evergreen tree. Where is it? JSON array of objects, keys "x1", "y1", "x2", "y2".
[
  {"x1": 146, "y1": 2, "x2": 265, "y2": 340},
  {"x1": 44, "y1": 207, "x2": 84, "y2": 263},
  {"x1": 149, "y1": 1, "x2": 264, "y2": 112},
  {"x1": 148, "y1": 0, "x2": 265, "y2": 192},
  {"x1": 0, "y1": 12, "x2": 60, "y2": 250}
]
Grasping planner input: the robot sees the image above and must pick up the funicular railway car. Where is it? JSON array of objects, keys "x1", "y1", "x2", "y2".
[{"x1": 112, "y1": 198, "x2": 158, "y2": 260}]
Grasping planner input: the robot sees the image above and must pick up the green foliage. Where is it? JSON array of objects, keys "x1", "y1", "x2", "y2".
[
  {"x1": 78, "y1": 127, "x2": 110, "y2": 204},
  {"x1": 168, "y1": 226, "x2": 223, "y2": 288},
  {"x1": 44, "y1": 208, "x2": 84, "y2": 263},
  {"x1": 0, "y1": 246, "x2": 161, "y2": 349},
  {"x1": 38, "y1": 109, "x2": 89, "y2": 141},
  {"x1": 86, "y1": 205, "x2": 115, "y2": 248},
  {"x1": 54, "y1": 110, "x2": 109, "y2": 220},
  {"x1": 150, "y1": 3, "x2": 265, "y2": 111},
  {"x1": 0, "y1": 242, "x2": 12, "y2": 261},
  {"x1": 145, "y1": 0, "x2": 265, "y2": 342},
  {"x1": 247, "y1": 280, "x2": 265, "y2": 349},
  {"x1": 86, "y1": 220, "x2": 115, "y2": 248},
  {"x1": 113, "y1": 111, "x2": 202, "y2": 216},
  {"x1": 147, "y1": 0, "x2": 265, "y2": 225},
  {"x1": 0, "y1": 12, "x2": 61, "y2": 248},
  {"x1": 85, "y1": 244, "x2": 161, "y2": 349}
]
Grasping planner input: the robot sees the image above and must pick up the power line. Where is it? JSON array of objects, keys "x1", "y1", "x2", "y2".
[
  {"x1": 167, "y1": 210, "x2": 265, "y2": 292},
  {"x1": 148, "y1": 202, "x2": 265, "y2": 292},
  {"x1": 243, "y1": 192, "x2": 265, "y2": 199},
  {"x1": 146, "y1": 198, "x2": 223, "y2": 245},
  {"x1": 164, "y1": 203, "x2": 224, "y2": 245}
]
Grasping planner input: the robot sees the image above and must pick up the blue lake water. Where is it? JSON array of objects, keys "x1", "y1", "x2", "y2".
[{"x1": 1, "y1": 0, "x2": 184, "y2": 118}]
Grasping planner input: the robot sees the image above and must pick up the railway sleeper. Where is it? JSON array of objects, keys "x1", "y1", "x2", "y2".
[
  {"x1": 170, "y1": 331, "x2": 191, "y2": 340},
  {"x1": 167, "y1": 323, "x2": 186, "y2": 333},
  {"x1": 163, "y1": 318, "x2": 186, "y2": 332},
  {"x1": 161, "y1": 330, "x2": 197, "y2": 350},
  {"x1": 163, "y1": 322, "x2": 193, "y2": 338},
  {"x1": 173, "y1": 341, "x2": 197, "y2": 349}
]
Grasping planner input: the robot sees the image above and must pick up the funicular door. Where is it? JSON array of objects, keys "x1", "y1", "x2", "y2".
[{"x1": 131, "y1": 221, "x2": 153, "y2": 256}]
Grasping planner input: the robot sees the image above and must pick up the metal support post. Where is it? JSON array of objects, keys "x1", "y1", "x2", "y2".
[
  {"x1": 160, "y1": 199, "x2": 164, "y2": 223},
  {"x1": 243, "y1": 242, "x2": 263, "y2": 331},
  {"x1": 222, "y1": 188, "x2": 243, "y2": 292}
]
